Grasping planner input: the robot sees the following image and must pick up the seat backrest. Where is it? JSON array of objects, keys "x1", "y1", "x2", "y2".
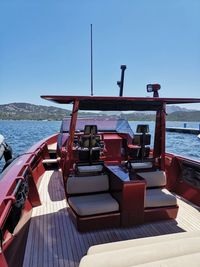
[
  {"x1": 136, "y1": 124, "x2": 149, "y2": 134},
  {"x1": 133, "y1": 134, "x2": 151, "y2": 146},
  {"x1": 84, "y1": 125, "x2": 98, "y2": 135},
  {"x1": 137, "y1": 171, "x2": 166, "y2": 188},
  {"x1": 90, "y1": 135, "x2": 101, "y2": 147},
  {"x1": 67, "y1": 174, "x2": 109, "y2": 195},
  {"x1": 80, "y1": 135, "x2": 90, "y2": 148}
]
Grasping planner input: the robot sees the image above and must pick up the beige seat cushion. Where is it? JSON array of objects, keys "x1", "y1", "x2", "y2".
[
  {"x1": 137, "y1": 171, "x2": 166, "y2": 188},
  {"x1": 130, "y1": 162, "x2": 153, "y2": 169},
  {"x1": 79, "y1": 236, "x2": 200, "y2": 267},
  {"x1": 145, "y1": 188, "x2": 177, "y2": 208},
  {"x1": 67, "y1": 174, "x2": 109, "y2": 194},
  {"x1": 88, "y1": 231, "x2": 200, "y2": 255},
  {"x1": 68, "y1": 193, "x2": 119, "y2": 216},
  {"x1": 77, "y1": 164, "x2": 103, "y2": 173}
]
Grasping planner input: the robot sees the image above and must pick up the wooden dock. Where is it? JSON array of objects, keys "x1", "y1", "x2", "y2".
[{"x1": 166, "y1": 127, "x2": 200, "y2": 135}]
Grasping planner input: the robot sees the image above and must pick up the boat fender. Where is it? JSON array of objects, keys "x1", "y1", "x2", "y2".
[
  {"x1": 4, "y1": 181, "x2": 29, "y2": 234},
  {"x1": 3, "y1": 143, "x2": 12, "y2": 162}
]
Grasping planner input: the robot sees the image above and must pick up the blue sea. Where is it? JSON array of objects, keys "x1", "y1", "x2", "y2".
[{"x1": 0, "y1": 120, "x2": 200, "y2": 171}]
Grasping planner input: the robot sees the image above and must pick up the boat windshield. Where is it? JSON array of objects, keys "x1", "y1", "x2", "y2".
[{"x1": 60, "y1": 117, "x2": 133, "y2": 137}]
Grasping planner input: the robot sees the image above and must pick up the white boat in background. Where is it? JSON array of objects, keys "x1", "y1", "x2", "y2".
[
  {"x1": 0, "y1": 134, "x2": 13, "y2": 171},
  {"x1": 0, "y1": 134, "x2": 5, "y2": 160}
]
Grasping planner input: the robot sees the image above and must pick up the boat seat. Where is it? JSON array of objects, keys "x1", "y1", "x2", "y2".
[
  {"x1": 79, "y1": 231, "x2": 200, "y2": 267},
  {"x1": 77, "y1": 126, "x2": 102, "y2": 163},
  {"x1": 128, "y1": 124, "x2": 151, "y2": 160},
  {"x1": 137, "y1": 171, "x2": 177, "y2": 208},
  {"x1": 67, "y1": 174, "x2": 120, "y2": 230}
]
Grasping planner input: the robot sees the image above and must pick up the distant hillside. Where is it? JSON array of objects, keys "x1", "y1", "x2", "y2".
[
  {"x1": 0, "y1": 103, "x2": 71, "y2": 120},
  {"x1": 167, "y1": 111, "x2": 200, "y2": 121},
  {"x1": 166, "y1": 105, "x2": 192, "y2": 114},
  {"x1": 0, "y1": 103, "x2": 199, "y2": 121}
]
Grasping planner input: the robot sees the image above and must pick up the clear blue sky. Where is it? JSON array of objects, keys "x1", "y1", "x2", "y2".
[{"x1": 1, "y1": 0, "x2": 200, "y2": 109}]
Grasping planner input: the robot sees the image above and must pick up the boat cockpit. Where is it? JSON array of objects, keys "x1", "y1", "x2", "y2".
[{"x1": 44, "y1": 94, "x2": 182, "y2": 232}]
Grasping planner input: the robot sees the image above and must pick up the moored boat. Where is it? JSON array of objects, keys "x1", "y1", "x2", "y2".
[
  {"x1": 0, "y1": 134, "x2": 13, "y2": 172},
  {"x1": 1, "y1": 86, "x2": 200, "y2": 266}
]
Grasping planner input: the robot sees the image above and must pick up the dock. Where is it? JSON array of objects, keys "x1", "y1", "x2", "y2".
[{"x1": 166, "y1": 127, "x2": 200, "y2": 135}]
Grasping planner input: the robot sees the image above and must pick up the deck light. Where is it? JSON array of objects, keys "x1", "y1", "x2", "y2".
[{"x1": 146, "y1": 84, "x2": 161, "y2": 97}]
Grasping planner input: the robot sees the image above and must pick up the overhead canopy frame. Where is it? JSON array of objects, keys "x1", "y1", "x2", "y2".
[{"x1": 41, "y1": 95, "x2": 200, "y2": 111}]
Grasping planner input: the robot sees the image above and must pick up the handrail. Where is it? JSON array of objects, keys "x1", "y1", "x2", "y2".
[
  {"x1": 0, "y1": 196, "x2": 15, "y2": 229},
  {"x1": 0, "y1": 140, "x2": 48, "y2": 242}
]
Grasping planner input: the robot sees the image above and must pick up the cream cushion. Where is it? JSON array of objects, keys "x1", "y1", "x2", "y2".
[
  {"x1": 67, "y1": 174, "x2": 109, "y2": 194},
  {"x1": 77, "y1": 164, "x2": 103, "y2": 173},
  {"x1": 130, "y1": 162, "x2": 153, "y2": 169},
  {"x1": 68, "y1": 193, "x2": 119, "y2": 216},
  {"x1": 79, "y1": 235, "x2": 200, "y2": 267},
  {"x1": 137, "y1": 171, "x2": 166, "y2": 188},
  {"x1": 88, "y1": 231, "x2": 200, "y2": 255},
  {"x1": 145, "y1": 188, "x2": 177, "y2": 208}
]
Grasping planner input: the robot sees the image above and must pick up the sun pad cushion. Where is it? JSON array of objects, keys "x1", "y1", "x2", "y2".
[
  {"x1": 88, "y1": 231, "x2": 200, "y2": 255},
  {"x1": 79, "y1": 234, "x2": 200, "y2": 267}
]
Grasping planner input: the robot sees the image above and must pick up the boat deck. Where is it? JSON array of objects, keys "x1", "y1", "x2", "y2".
[{"x1": 23, "y1": 170, "x2": 200, "y2": 267}]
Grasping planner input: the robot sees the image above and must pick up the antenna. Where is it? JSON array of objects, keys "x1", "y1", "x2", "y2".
[
  {"x1": 117, "y1": 65, "x2": 127, "y2": 96},
  {"x1": 90, "y1": 24, "x2": 93, "y2": 96}
]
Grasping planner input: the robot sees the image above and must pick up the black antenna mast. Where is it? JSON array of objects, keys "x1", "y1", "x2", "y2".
[
  {"x1": 90, "y1": 24, "x2": 93, "y2": 96},
  {"x1": 117, "y1": 65, "x2": 127, "y2": 96}
]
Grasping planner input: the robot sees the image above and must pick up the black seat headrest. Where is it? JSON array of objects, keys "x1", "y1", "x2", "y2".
[
  {"x1": 136, "y1": 124, "x2": 149, "y2": 134},
  {"x1": 84, "y1": 125, "x2": 98, "y2": 135}
]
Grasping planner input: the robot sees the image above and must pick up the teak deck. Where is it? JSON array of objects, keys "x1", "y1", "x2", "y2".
[{"x1": 23, "y1": 170, "x2": 200, "y2": 267}]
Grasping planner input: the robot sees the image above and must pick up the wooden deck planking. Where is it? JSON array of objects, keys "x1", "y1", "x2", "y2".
[{"x1": 23, "y1": 170, "x2": 200, "y2": 267}]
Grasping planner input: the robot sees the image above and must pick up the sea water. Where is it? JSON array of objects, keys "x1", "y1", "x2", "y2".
[{"x1": 0, "y1": 120, "x2": 200, "y2": 172}]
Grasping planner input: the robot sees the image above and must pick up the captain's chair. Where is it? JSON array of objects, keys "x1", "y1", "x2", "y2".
[
  {"x1": 134, "y1": 124, "x2": 151, "y2": 159},
  {"x1": 84, "y1": 125, "x2": 98, "y2": 135},
  {"x1": 78, "y1": 135, "x2": 91, "y2": 162},
  {"x1": 128, "y1": 124, "x2": 153, "y2": 170},
  {"x1": 78, "y1": 125, "x2": 100, "y2": 162}
]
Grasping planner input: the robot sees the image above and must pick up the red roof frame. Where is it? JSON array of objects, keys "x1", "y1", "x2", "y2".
[{"x1": 41, "y1": 95, "x2": 200, "y2": 111}]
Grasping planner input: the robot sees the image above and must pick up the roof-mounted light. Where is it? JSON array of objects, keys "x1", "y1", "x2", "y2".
[{"x1": 147, "y1": 84, "x2": 161, "y2": 97}]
